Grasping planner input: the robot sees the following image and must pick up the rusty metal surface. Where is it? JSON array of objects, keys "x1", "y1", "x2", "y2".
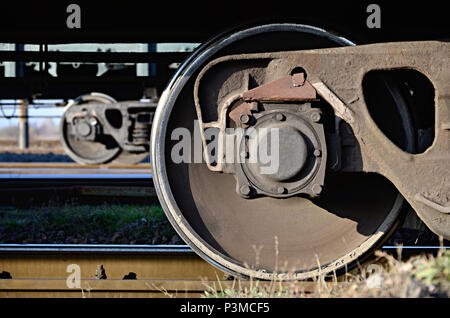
[
  {"x1": 0, "y1": 247, "x2": 222, "y2": 297},
  {"x1": 0, "y1": 246, "x2": 341, "y2": 297},
  {"x1": 0, "y1": 253, "x2": 217, "y2": 280},
  {"x1": 242, "y1": 73, "x2": 317, "y2": 102},
  {"x1": 197, "y1": 41, "x2": 450, "y2": 239},
  {"x1": 228, "y1": 102, "x2": 256, "y2": 128}
]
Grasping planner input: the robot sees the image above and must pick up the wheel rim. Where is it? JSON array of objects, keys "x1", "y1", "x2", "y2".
[{"x1": 151, "y1": 23, "x2": 409, "y2": 280}]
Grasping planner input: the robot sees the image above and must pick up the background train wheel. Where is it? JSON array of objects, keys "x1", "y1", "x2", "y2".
[
  {"x1": 151, "y1": 24, "x2": 414, "y2": 280},
  {"x1": 60, "y1": 92, "x2": 122, "y2": 165}
]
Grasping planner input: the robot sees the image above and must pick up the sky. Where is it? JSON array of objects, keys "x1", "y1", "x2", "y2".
[{"x1": 0, "y1": 100, "x2": 65, "y2": 129}]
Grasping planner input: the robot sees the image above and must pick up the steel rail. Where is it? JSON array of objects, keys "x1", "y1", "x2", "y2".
[
  {"x1": 0, "y1": 244, "x2": 192, "y2": 254},
  {"x1": 0, "y1": 244, "x2": 442, "y2": 297},
  {"x1": 0, "y1": 244, "x2": 224, "y2": 297},
  {"x1": 0, "y1": 174, "x2": 153, "y2": 179},
  {"x1": 0, "y1": 244, "x2": 444, "y2": 253},
  {"x1": 0, "y1": 163, "x2": 153, "y2": 179},
  {"x1": 0, "y1": 163, "x2": 151, "y2": 169},
  {"x1": 0, "y1": 244, "x2": 341, "y2": 298}
]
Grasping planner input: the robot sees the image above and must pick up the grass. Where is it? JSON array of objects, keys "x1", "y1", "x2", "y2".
[
  {"x1": 200, "y1": 248, "x2": 449, "y2": 298},
  {"x1": 0, "y1": 202, "x2": 178, "y2": 244},
  {"x1": 1, "y1": 199, "x2": 448, "y2": 297}
]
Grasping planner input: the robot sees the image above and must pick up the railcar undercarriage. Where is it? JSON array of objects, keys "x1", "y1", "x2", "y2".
[
  {"x1": 150, "y1": 24, "x2": 449, "y2": 280},
  {"x1": 60, "y1": 92, "x2": 156, "y2": 164},
  {"x1": 49, "y1": 20, "x2": 450, "y2": 280}
]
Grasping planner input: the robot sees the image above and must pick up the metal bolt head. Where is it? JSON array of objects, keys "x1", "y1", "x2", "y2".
[
  {"x1": 312, "y1": 184, "x2": 323, "y2": 195},
  {"x1": 313, "y1": 149, "x2": 322, "y2": 157},
  {"x1": 239, "y1": 113, "x2": 250, "y2": 124},
  {"x1": 275, "y1": 113, "x2": 286, "y2": 121},
  {"x1": 310, "y1": 112, "x2": 321, "y2": 123},
  {"x1": 240, "y1": 185, "x2": 251, "y2": 196},
  {"x1": 277, "y1": 186, "x2": 286, "y2": 194}
]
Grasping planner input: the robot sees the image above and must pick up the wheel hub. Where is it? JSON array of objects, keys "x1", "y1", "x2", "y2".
[
  {"x1": 259, "y1": 126, "x2": 307, "y2": 182},
  {"x1": 236, "y1": 103, "x2": 327, "y2": 198}
]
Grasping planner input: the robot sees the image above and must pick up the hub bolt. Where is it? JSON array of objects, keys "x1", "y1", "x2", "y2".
[
  {"x1": 275, "y1": 113, "x2": 286, "y2": 121},
  {"x1": 240, "y1": 185, "x2": 251, "y2": 196},
  {"x1": 310, "y1": 112, "x2": 321, "y2": 123},
  {"x1": 239, "y1": 113, "x2": 251, "y2": 124},
  {"x1": 312, "y1": 184, "x2": 323, "y2": 195},
  {"x1": 277, "y1": 186, "x2": 286, "y2": 194},
  {"x1": 313, "y1": 149, "x2": 322, "y2": 157}
]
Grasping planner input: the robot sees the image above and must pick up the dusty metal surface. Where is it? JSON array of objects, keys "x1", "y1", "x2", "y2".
[
  {"x1": 194, "y1": 40, "x2": 450, "y2": 239},
  {"x1": 234, "y1": 103, "x2": 327, "y2": 198},
  {"x1": 242, "y1": 73, "x2": 317, "y2": 102},
  {"x1": 196, "y1": 69, "x2": 327, "y2": 199}
]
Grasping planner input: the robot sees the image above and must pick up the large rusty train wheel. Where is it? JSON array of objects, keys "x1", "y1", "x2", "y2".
[{"x1": 151, "y1": 24, "x2": 413, "y2": 280}]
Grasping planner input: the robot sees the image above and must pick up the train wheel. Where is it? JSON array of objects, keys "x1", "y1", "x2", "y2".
[
  {"x1": 151, "y1": 24, "x2": 413, "y2": 280},
  {"x1": 60, "y1": 92, "x2": 122, "y2": 165}
]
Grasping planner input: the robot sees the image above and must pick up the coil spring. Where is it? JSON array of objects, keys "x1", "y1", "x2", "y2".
[{"x1": 132, "y1": 122, "x2": 150, "y2": 144}]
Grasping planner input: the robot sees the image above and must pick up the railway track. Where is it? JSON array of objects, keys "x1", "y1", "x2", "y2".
[
  {"x1": 0, "y1": 162, "x2": 152, "y2": 179},
  {"x1": 0, "y1": 164, "x2": 216, "y2": 297},
  {"x1": 0, "y1": 162, "x2": 446, "y2": 297},
  {"x1": 0, "y1": 244, "x2": 328, "y2": 297},
  {"x1": 0, "y1": 243, "x2": 445, "y2": 298},
  {"x1": 0, "y1": 162, "x2": 155, "y2": 204},
  {"x1": 0, "y1": 244, "x2": 223, "y2": 297}
]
